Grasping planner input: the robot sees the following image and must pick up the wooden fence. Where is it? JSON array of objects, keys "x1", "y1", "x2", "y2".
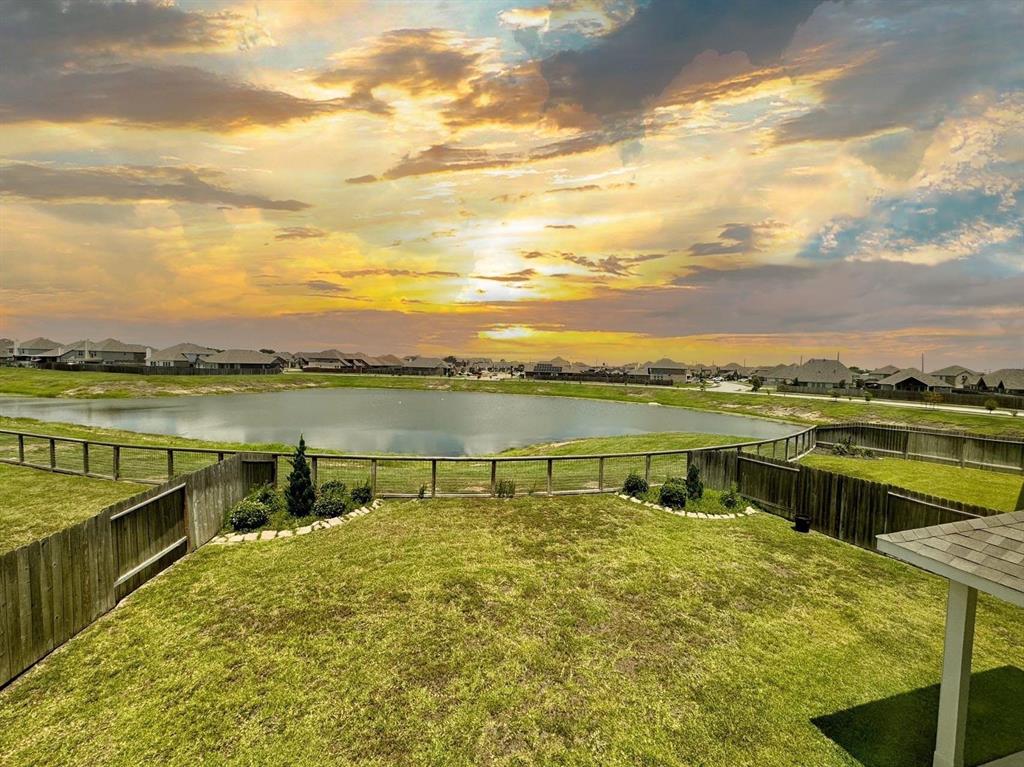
[
  {"x1": 0, "y1": 453, "x2": 275, "y2": 688},
  {"x1": 690, "y1": 450, "x2": 1003, "y2": 550},
  {"x1": 815, "y1": 422, "x2": 1024, "y2": 475}
]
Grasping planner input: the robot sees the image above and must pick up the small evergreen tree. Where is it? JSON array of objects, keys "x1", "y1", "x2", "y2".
[
  {"x1": 685, "y1": 463, "x2": 704, "y2": 501},
  {"x1": 285, "y1": 435, "x2": 316, "y2": 517}
]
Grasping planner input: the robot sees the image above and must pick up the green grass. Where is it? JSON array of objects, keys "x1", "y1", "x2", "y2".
[
  {"x1": 0, "y1": 463, "x2": 144, "y2": 554},
  {"x1": 0, "y1": 496, "x2": 1021, "y2": 766},
  {"x1": 800, "y1": 453, "x2": 1024, "y2": 511},
  {"x1": 499, "y1": 431, "x2": 751, "y2": 456},
  {"x1": 2, "y1": 368, "x2": 1021, "y2": 438}
]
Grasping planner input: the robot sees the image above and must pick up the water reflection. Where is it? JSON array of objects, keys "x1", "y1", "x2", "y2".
[{"x1": 0, "y1": 388, "x2": 799, "y2": 455}]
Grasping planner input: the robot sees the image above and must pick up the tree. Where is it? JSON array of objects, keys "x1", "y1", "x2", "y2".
[
  {"x1": 750, "y1": 375, "x2": 762, "y2": 392},
  {"x1": 685, "y1": 463, "x2": 704, "y2": 501},
  {"x1": 285, "y1": 435, "x2": 316, "y2": 517},
  {"x1": 984, "y1": 398, "x2": 998, "y2": 413},
  {"x1": 923, "y1": 391, "x2": 944, "y2": 408},
  {"x1": 863, "y1": 390, "x2": 873, "y2": 403}
]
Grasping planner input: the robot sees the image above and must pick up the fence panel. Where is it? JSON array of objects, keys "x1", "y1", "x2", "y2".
[
  {"x1": 691, "y1": 449, "x2": 737, "y2": 491},
  {"x1": 736, "y1": 455, "x2": 797, "y2": 519},
  {"x1": 648, "y1": 453, "x2": 687, "y2": 487},
  {"x1": 436, "y1": 460, "x2": 492, "y2": 495},
  {"x1": 601, "y1": 455, "x2": 647, "y2": 492},
  {"x1": 494, "y1": 459, "x2": 549, "y2": 497},
  {"x1": 110, "y1": 486, "x2": 186, "y2": 600},
  {"x1": 313, "y1": 456, "x2": 373, "y2": 490},
  {"x1": 373, "y1": 459, "x2": 428, "y2": 497},
  {"x1": 551, "y1": 457, "x2": 601, "y2": 493}
]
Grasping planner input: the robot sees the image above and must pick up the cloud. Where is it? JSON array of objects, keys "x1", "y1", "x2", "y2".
[
  {"x1": 774, "y1": 1, "x2": 1024, "y2": 145},
  {"x1": 331, "y1": 268, "x2": 460, "y2": 279},
  {"x1": 345, "y1": 174, "x2": 379, "y2": 185},
  {"x1": 304, "y1": 279, "x2": 348, "y2": 294},
  {"x1": 316, "y1": 28, "x2": 492, "y2": 111},
  {"x1": 689, "y1": 221, "x2": 783, "y2": 256},
  {"x1": 562, "y1": 253, "x2": 666, "y2": 276},
  {"x1": 0, "y1": 163, "x2": 309, "y2": 211},
  {"x1": 471, "y1": 268, "x2": 538, "y2": 283},
  {"x1": 275, "y1": 227, "x2": 327, "y2": 240},
  {"x1": 0, "y1": 65, "x2": 354, "y2": 131},
  {"x1": 545, "y1": 224, "x2": 577, "y2": 229}
]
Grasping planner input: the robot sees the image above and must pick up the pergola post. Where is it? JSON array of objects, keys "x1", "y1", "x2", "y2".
[{"x1": 933, "y1": 581, "x2": 977, "y2": 767}]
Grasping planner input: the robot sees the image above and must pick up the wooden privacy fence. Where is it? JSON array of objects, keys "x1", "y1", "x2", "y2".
[
  {"x1": 690, "y1": 450, "x2": 1004, "y2": 550},
  {"x1": 815, "y1": 422, "x2": 1024, "y2": 475},
  {"x1": 0, "y1": 453, "x2": 275, "y2": 688},
  {"x1": 777, "y1": 384, "x2": 1024, "y2": 411}
]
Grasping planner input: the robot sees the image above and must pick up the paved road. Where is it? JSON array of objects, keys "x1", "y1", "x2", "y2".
[{"x1": 711, "y1": 381, "x2": 1021, "y2": 418}]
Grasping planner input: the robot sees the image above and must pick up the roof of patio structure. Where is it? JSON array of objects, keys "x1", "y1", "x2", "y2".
[{"x1": 878, "y1": 511, "x2": 1024, "y2": 608}]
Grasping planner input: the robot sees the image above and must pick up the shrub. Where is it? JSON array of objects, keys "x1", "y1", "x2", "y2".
[
  {"x1": 984, "y1": 398, "x2": 998, "y2": 413},
  {"x1": 418, "y1": 484, "x2": 427, "y2": 499},
  {"x1": 495, "y1": 478, "x2": 516, "y2": 498},
  {"x1": 863, "y1": 391, "x2": 873, "y2": 402},
  {"x1": 313, "y1": 480, "x2": 350, "y2": 518},
  {"x1": 685, "y1": 463, "x2": 704, "y2": 501},
  {"x1": 623, "y1": 471, "x2": 648, "y2": 498},
  {"x1": 351, "y1": 480, "x2": 373, "y2": 506},
  {"x1": 658, "y1": 478, "x2": 687, "y2": 509},
  {"x1": 750, "y1": 375, "x2": 762, "y2": 392},
  {"x1": 285, "y1": 435, "x2": 316, "y2": 517},
  {"x1": 250, "y1": 484, "x2": 284, "y2": 514},
  {"x1": 721, "y1": 483, "x2": 739, "y2": 509},
  {"x1": 229, "y1": 498, "x2": 269, "y2": 532}
]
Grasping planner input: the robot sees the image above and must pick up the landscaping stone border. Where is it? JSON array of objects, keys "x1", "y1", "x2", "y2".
[
  {"x1": 211, "y1": 499, "x2": 384, "y2": 545},
  {"x1": 616, "y1": 493, "x2": 757, "y2": 520}
]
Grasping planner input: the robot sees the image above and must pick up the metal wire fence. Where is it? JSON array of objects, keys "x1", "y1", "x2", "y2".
[{"x1": 0, "y1": 426, "x2": 820, "y2": 497}]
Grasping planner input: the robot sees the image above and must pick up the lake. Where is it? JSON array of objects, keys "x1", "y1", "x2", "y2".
[{"x1": 0, "y1": 388, "x2": 800, "y2": 455}]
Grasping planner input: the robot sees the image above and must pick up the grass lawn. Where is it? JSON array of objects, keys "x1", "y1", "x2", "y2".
[
  {"x1": 1, "y1": 496, "x2": 1022, "y2": 767},
  {"x1": 800, "y1": 453, "x2": 1024, "y2": 511},
  {"x1": 0, "y1": 463, "x2": 144, "y2": 554},
  {"x1": 499, "y1": 431, "x2": 751, "y2": 455},
  {"x1": 2, "y1": 368, "x2": 1021, "y2": 438}
]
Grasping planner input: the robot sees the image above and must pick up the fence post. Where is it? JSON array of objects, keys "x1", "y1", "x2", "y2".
[
  {"x1": 959, "y1": 436, "x2": 966, "y2": 468},
  {"x1": 166, "y1": 449, "x2": 174, "y2": 479},
  {"x1": 311, "y1": 455, "x2": 318, "y2": 487},
  {"x1": 490, "y1": 460, "x2": 497, "y2": 496},
  {"x1": 113, "y1": 445, "x2": 121, "y2": 480},
  {"x1": 431, "y1": 459, "x2": 437, "y2": 497},
  {"x1": 17, "y1": 433, "x2": 24, "y2": 463},
  {"x1": 547, "y1": 458, "x2": 553, "y2": 496},
  {"x1": 49, "y1": 438, "x2": 56, "y2": 469},
  {"x1": 218, "y1": 451, "x2": 225, "y2": 462},
  {"x1": 370, "y1": 458, "x2": 378, "y2": 497},
  {"x1": 598, "y1": 456, "x2": 605, "y2": 492},
  {"x1": 644, "y1": 454, "x2": 651, "y2": 484},
  {"x1": 83, "y1": 442, "x2": 90, "y2": 475}
]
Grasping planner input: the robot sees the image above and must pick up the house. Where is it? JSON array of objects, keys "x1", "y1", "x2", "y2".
[
  {"x1": 690, "y1": 363, "x2": 717, "y2": 379},
  {"x1": 197, "y1": 349, "x2": 284, "y2": 372},
  {"x1": 298, "y1": 349, "x2": 352, "y2": 370},
  {"x1": 12, "y1": 337, "x2": 62, "y2": 361},
  {"x1": 525, "y1": 357, "x2": 573, "y2": 379},
  {"x1": 761, "y1": 363, "x2": 800, "y2": 386},
  {"x1": 788, "y1": 358, "x2": 853, "y2": 390},
  {"x1": 638, "y1": 358, "x2": 689, "y2": 383},
  {"x1": 877, "y1": 368, "x2": 952, "y2": 393},
  {"x1": 982, "y1": 369, "x2": 1024, "y2": 396},
  {"x1": 929, "y1": 365, "x2": 977, "y2": 388},
  {"x1": 864, "y1": 364, "x2": 900, "y2": 382},
  {"x1": 53, "y1": 338, "x2": 150, "y2": 365},
  {"x1": 0, "y1": 338, "x2": 14, "y2": 362},
  {"x1": 149, "y1": 342, "x2": 220, "y2": 368},
  {"x1": 400, "y1": 356, "x2": 452, "y2": 376},
  {"x1": 718, "y1": 362, "x2": 751, "y2": 380}
]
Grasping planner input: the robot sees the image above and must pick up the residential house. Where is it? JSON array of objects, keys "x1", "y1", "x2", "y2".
[
  {"x1": 198, "y1": 349, "x2": 284, "y2": 372},
  {"x1": 298, "y1": 349, "x2": 351, "y2": 370},
  {"x1": 980, "y1": 369, "x2": 1024, "y2": 396},
  {"x1": 639, "y1": 358, "x2": 689, "y2": 384},
  {"x1": 55, "y1": 338, "x2": 149, "y2": 365},
  {"x1": 718, "y1": 362, "x2": 752, "y2": 380},
  {"x1": 525, "y1": 357, "x2": 573, "y2": 379},
  {"x1": 761, "y1": 363, "x2": 800, "y2": 386},
  {"x1": 877, "y1": 368, "x2": 952, "y2": 393},
  {"x1": 864, "y1": 365, "x2": 900, "y2": 383},
  {"x1": 400, "y1": 356, "x2": 452, "y2": 376},
  {"x1": 0, "y1": 338, "x2": 14, "y2": 362},
  {"x1": 12, "y1": 337, "x2": 62, "y2": 362},
  {"x1": 149, "y1": 342, "x2": 220, "y2": 368},
  {"x1": 929, "y1": 365, "x2": 977, "y2": 388},
  {"x1": 788, "y1": 358, "x2": 853, "y2": 390}
]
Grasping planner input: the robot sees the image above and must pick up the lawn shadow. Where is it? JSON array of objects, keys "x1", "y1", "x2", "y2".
[{"x1": 813, "y1": 665, "x2": 1024, "y2": 767}]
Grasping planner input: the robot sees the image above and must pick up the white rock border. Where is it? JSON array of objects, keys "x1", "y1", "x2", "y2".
[
  {"x1": 615, "y1": 493, "x2": 757, "y2": 520},
  {"x1": 210, "y1": 499, "x2": 384, "y2": 545}
]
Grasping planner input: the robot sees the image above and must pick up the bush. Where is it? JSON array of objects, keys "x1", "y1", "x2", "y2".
[
  {"x1": 863, "y1": 391, "x2": 873, "y2": 402},
  {"x1": 495, "y1": 478, "x2": 516, "y2": 498},
  {"x1": 418, "y1": 484, "x2": 427, "y2": 499},
  {"x1": 351, "y1": 480, "x2": 373, "y2": 506},
  {"x1": 229, "y1": 498, "x2": 269, "y2": 532},
  {"x1": 285, "y1": 435, "x2": 316, "y2": 517},
  {"x1": 250, "y1": 484, "x2": 284, "y2": 514},
  {"x1": 750, "y1": 375, "x2": 762, "y2": 392},
  {"x1": 658, "y1": 478, "x2": 687, "y2": 509},
  {"x1": 313, "y1": 480, "x2": 350, "y2": 518},
  {"x1": 623, "y1": 471, "x2": 648, "y2": 498},
  {"x1": 721, "y1": 483, "x2": 739, "y2": 509},
  {"x1": 685, "y1": 463, "x2": 704, "y2": 501},
  {"x1": 985, "y1": 398, "x2": 998, "y2": 413}
]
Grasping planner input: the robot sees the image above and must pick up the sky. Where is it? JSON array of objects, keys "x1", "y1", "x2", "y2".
[{"x1": 0, "y1": 0, "x2": 1022, "y2": 369}]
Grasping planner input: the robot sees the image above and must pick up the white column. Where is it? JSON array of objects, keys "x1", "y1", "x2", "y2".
[{"x1": 933, "y1": 581, "x2": 977, "y2": 767}]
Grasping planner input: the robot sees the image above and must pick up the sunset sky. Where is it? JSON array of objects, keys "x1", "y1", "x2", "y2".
[{"x1": 1, "y1": 0, "x2": 1022, "y2": 368}]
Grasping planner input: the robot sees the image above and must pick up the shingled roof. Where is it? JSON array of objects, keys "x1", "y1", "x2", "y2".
[
  {"x1": 877, "y1": 368, "x2": 950, "y2": 388},
  {"x1": 203, "y1": 349, "x2": 282, "y2": 365},
  {"x1": 150, "y1": 342, "x2": 219, "y2": 362},
  {"x1": 791, "y1": 358, "x2": 853, "y2": 385}
]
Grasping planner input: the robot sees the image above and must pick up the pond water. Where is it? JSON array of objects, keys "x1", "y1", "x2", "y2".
[{"x1": 0, "y1": 388, "x2": 799, "y2": 455}]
